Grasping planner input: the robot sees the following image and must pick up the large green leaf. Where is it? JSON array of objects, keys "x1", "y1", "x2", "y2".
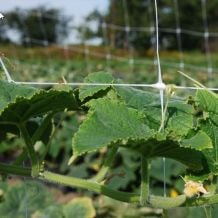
[
  {"x1": 72, "y1": 97, "x2": 206, "y2": 171},
  {"x1": 0, "y1": 80, "x2": 79, "y2": 123},
  {"x1": 73, "y1": 73, "x2": 208, "y2": 170},
  {"x1": 72, "y1": 98, "x2": 154, "y2": 156}
]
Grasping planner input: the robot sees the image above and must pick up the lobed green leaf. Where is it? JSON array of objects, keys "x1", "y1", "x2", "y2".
[
  {"x1": 0, "y1": 80, "x2": 79, "y2": 123},
  {"x1": 72, "y1": 98, "x2": 154, "y2": 156}
]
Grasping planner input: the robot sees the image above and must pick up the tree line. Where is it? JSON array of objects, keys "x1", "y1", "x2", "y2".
[
  {"x1": 1, "y1": 1, "x2": 218, "y2": 51},
  {"x1": 81, "y1": 0, "x2": 218, "y2": 51},
  {"x1": 0, "y1": 7, "x2": 70, "y2": 45}
]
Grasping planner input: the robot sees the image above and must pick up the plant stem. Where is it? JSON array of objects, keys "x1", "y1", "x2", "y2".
[
  {"x1": 93, "y1": 146, "x2": 118, "y2": 182},
  {"x1": 42, "y1": 171, "x2": 187, "y2": 207},
  {"x1": 40, "y1": 171, "x2": 218, "y2": 208},
  {"x1": 140, "y1": 156, "x2": 149, "y2": 205},
  {"x1": 178, "y1": 71, "x2": 205, "y2": 89},
  {"x1": 42, "y1": 170, "x2": 139, "y2": 203},
  {"x1": 19, "y1": 122, "x2": 39, "y2": 177},
  {"x1": 158, "y1": 95, "x2": 169, "y2": 132},
  {"x1": 0, "y1": 163, "x2": 31, "y2": 177},
  {"x1": 1, "y1": 164, "x2": 218, "y2": 208}
]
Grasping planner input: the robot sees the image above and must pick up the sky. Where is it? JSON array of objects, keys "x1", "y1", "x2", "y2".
[
  {"x1": 1, "y1": 0, "x2": 108, "y2": 22},
  {"x1": 1, "y1": 0, "x2": 109, "y2": 43}
]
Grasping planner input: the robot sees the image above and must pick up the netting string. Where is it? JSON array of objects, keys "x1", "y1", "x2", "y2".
[
  {"x1": 3, "y1": 80, "x2": 217, "y2": 91},
  {"x1": 0, "y1": 57, "x2": 13, "y2": 82},
  {"x1": 174, "y1": 0, "x2": 184, "y2": 71},
  {"x1": 82, "y1": 24, "x2": 91, "y2": 74},
  {"x1": 201, "y1": 0, "x2": 213, "y2": 78},
  {"x1": 122, "y1": 0, "x2": 134, "y2": 69},
  {"x1": 102, "y1": 22, "x2": 112, "y2": 71},
  {"x1": 154, "y1": 0, "x2": 167, "y2": 198}
]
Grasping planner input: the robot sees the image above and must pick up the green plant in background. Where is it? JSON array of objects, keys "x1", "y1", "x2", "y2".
[
  {"x1": 0, "y1": 181, "x2": 96, "y2": 218},
  {"x1": 1, "y1": 71, "x2": 218, "y2": 213}
]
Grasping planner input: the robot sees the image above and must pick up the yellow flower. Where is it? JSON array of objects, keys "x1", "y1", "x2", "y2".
[{"x1": 170, "y1": 189, "x2": 179, "y2": 198}]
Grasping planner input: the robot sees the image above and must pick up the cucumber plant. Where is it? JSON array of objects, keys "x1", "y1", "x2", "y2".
[{"x1": 0, "y1": 71, "x2": 218, "y2": 209}]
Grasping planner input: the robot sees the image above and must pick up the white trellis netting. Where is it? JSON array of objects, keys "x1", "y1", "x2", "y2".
[{"x1": 1, "y1": 0, "x2": 218, "y2": 200}]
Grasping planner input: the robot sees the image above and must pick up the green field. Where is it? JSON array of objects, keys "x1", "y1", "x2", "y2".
[{"x1": 1, "y1": 45, "x2": 218, "y2": 87}]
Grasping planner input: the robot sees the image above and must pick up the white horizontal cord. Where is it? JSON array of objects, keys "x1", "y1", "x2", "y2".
[
  {"x1": 105, "y1": 23, "x2": 218, "y2": 37},
  {"x1": 12, "y1": 80, "x2": 218, "y2": 91},
  {"x1": 13, "y1": 80, "x2": 153, "y2": 88}
]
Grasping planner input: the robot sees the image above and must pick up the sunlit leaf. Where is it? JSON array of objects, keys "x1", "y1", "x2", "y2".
[{"x1": 72, "y1": 98, "x2": 154, "y2": 156}]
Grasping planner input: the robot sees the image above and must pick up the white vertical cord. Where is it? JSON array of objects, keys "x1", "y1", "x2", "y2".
[
  {"x1": 153, "y1": 0, "x2": 165, "y2": 120},
  {"x1": 37, "y1": 11, "x2": 49, "y2": 47},
  {"x1": 0, "y1": 57, "x2": 13, "y2": 82},
  {"x1": 174, "y1": 0, "x2": 184, "y2": 71},
  {"x1": 122, "y1": 0, "x2": 134, "y2": 70},
  {"x1": 154, "y1": 0, "x2": 162, "y2": 84},
  {"x1": 102, "y1": 21, "x2": 112, "y2": 71},
  {"x1": 17, "y1": 10, "x2": 33, "y2": 57},
  {"x1": 82, "y1": 24, "x2": 91, "y2": 73},
  {"x1": 63, "y1": 43, "x2": 71, "y2": 80},
  {"x1": 37, "y1": 10, "x2": 54, "y2": 75},
  {"x1": 23, "y1": 161, "x2": 28, "y2": 218},
  {"x1": 17, "y1": 10, "x2": 40, "y2": 77},
  {"x1": 154, "y1": 0, "x2": 166, "y2": 198},
  {"x1": 3, "y1": 18, "x2": 20, "y2": 68},
  {"x1": 174, "y1": 0, "x2": 185, "y2": 86},
  {"x1": 201, "y1": 0, "x2": 213, "y2": 79},
  {"x1": 147, "y1": 0, "x2": 157, "y2": 74}
]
